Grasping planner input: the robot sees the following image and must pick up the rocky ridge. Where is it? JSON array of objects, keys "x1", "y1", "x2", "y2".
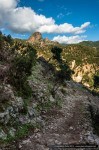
[{"x1": 28, "y1": 32, "x2": 59, "y2": 47}]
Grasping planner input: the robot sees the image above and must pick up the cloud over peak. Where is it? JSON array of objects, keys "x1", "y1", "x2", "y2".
[{"x1": 0, "y1": 0, "x2": 90, "y2": 35}]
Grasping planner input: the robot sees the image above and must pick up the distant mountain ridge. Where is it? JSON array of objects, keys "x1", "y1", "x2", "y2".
[{"x1": 79, "y1": 41, "x2": 99, "y2": 48}]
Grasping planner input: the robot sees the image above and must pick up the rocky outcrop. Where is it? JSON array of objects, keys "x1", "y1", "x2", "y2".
[
  {"x1": 71, "y1": 61, "x2": 98, "y2": 88},
  {"x1": 28, "y1": 32, "x2": 59, "y2": 47},
  {"x1": 44, "y1": 37, "x2": 49, "y2": 42},
  {"x1": 0, "y1": 83, "x2": 40, "y2": 140},
  {"x1": 28, "y1": 32, "x2": 42, "y2": 43}
]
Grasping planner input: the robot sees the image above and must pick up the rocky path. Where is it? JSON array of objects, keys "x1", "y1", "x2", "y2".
[
  {"x1": 1, "y1": 82, "x2": 99, "y2": 150},
  {"x1": 14, "y1": 83, "x2": 99, "y2": 149}
]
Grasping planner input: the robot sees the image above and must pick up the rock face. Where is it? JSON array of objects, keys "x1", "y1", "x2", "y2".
[
  {"x1": 71, "y1": 62, "x2": 97, "y2": 87},
  {"x1": 28, "y1": 32, "x2": 42, "y2": 43}
]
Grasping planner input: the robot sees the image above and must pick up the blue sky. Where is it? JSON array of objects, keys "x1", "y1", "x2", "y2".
[{"x1": 0, "y1": 0, "x2": 99, "y2": 43}]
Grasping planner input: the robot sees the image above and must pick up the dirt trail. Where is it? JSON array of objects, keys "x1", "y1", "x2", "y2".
[
  {"x1": 1, "y1": 82, "x2": 99, "y2": 150},
  {"x1": 17, "y1": 82, "x2": 99, "y2": 150}
]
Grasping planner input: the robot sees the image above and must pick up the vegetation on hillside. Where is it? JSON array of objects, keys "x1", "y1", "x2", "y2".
[
  {"x1": 0, "y1": 31, "x2": 99, "y2": 147},
  {"x1": 29, "y1": 38, "x2": 99, "y2": 92},
  {"x1": 80, "y1": 41, "x2": 99, "y2": 49},
  {"x1": 0, "y1": 31, "x2": 99, "y2": 94},
  {"x1": 0, "y1": 32, "x2": 74, "y2": 143},
  {"x1": 0, "y1": 32, "x2": 37, "y2": 98}
]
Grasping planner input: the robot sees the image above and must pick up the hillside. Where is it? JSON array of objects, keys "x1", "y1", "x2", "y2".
[
  {"x1": 0, "y1": 32, "x2": 99, "y2": 149},
  {"x1": 80, "y1": 41, "x2": 99, "y2": 49},
  {"x1": 28, "y1": 32, "x2": 99, "y2": 92}
]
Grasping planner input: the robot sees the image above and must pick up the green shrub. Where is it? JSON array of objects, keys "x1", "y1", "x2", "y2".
[{"x1": 9, "y1": 43, "x2": 37, "y2": 98}]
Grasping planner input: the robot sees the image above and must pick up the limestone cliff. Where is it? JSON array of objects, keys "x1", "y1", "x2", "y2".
[{"x1": 71, "y1": 61, "x2": 98, "y2": 88}]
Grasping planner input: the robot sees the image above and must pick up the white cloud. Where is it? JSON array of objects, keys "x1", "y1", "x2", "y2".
[
  {"x1": 0, "y1": 0, "x2": 90, "y2": 34},
  {"x1": 0, "y1": 0, "x2": 54, "y2": 33},
  {"x1": 8, "y1": 7, "x2": 55, "y2": 33},
  {"x1": 38, "y1": 22, "x2": 90, "y2": 34},
  {"x1": 0, "y1": 0, "x2": 17, "y2": 26},
  {"x1": 0, "y1": 0, "x2": 17, "y2": 10},
  {"x1": 52, "y1": 35, "x2": 87, "y2": 44}
]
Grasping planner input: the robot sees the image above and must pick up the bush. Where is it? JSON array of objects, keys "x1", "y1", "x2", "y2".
[
  {"x1": 9, "y1": 43, "x2": 37, "y2": 97},
  {"x1": 51, "y1": 46, "x2": 62, "y2": 62},
  {"x1": 4, "y1": 34, "x2": 13, "y2": 45},
  {"x1": 51, "y1": 46, "x2": 73, "y2": 82}
]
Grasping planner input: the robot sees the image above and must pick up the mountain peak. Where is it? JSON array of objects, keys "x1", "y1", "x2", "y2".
[{"x1": 28, "y1": 32, "x2": 42, "y2": 43}]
